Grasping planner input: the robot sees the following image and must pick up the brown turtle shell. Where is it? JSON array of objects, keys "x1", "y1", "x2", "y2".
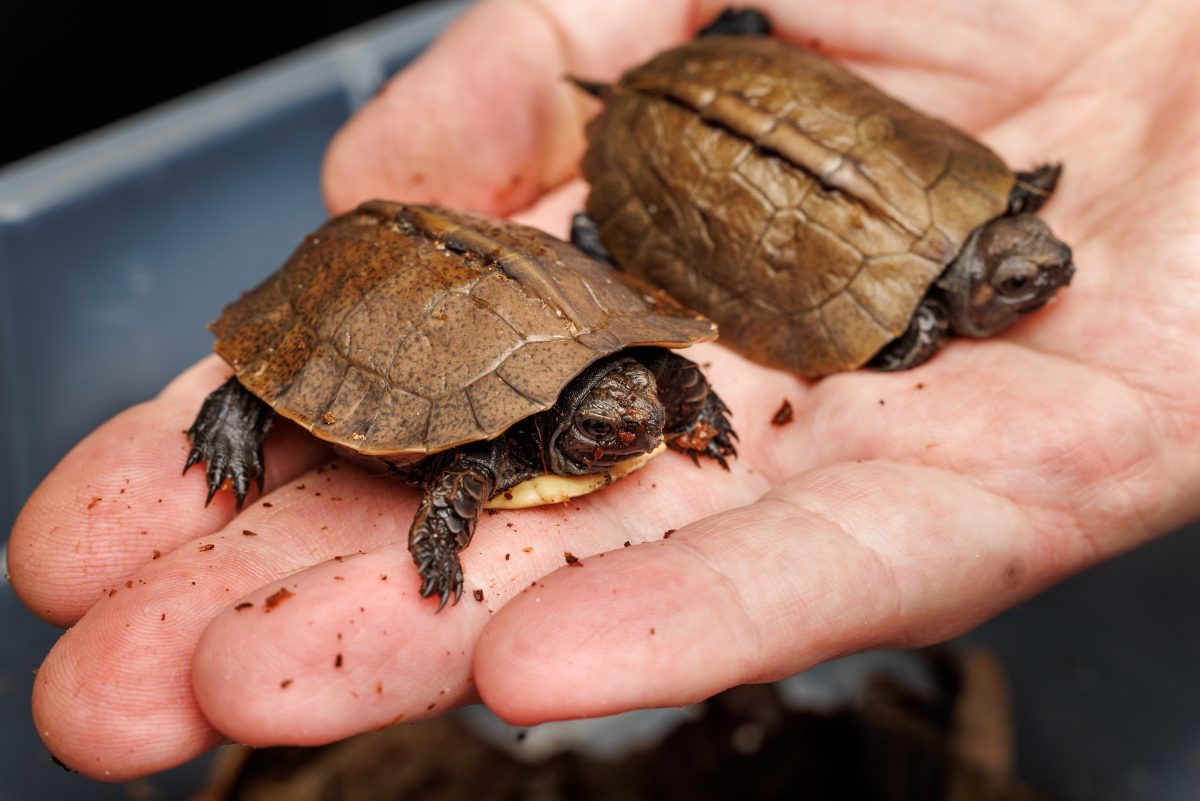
[
  {"x1": 210, "y1": 202, "x2": 715, "y2": 462},
  {"x1": 581, "y1": 36, "x2": 1016, "y2": 376}
]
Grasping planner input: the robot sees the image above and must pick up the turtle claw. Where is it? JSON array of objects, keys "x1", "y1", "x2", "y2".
[
  {"x1": 413, "y1": 538, "x2": 464, "y2": 612},
  {"x1": 708, "y1": 441, "x2": 736, "y2": 472},
  {"x1": 184, "y1": 377, "x2": 273, "y2": 511},
  {"x1": 435, "y1": 581, "x2": 463, "y2": 614},
  {"x1": 411, "y1": 520, "x2": 457, "y2": 609}
]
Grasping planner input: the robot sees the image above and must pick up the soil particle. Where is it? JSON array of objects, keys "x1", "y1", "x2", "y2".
[
  {"x1": 264, "y1": 587, "x2": 295, "y2": 611},
  {"x1": 771, "y1": 399, "x2": 794, "y2": 426}
]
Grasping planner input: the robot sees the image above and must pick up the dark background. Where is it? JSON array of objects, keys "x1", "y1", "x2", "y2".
[{"x1": 0, "y1": 1, "x2": 428, "y2": 167}]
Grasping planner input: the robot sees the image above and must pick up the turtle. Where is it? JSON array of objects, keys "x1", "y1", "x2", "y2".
[
  {"x1": 570, "y1": 7, "x2": 1074, "y2": 377},
  {"x1": 183, "y1": 201, "x2": 736, "y2": 609}
]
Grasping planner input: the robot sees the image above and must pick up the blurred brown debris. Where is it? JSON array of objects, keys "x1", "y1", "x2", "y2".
[{"x1": 196, "y1": 647, "x2": 1059, "y2": 801}]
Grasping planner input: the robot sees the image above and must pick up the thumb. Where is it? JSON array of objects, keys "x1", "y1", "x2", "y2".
[{"x1": 472, "y1": 460, "x2": 1071, "y2": 723}]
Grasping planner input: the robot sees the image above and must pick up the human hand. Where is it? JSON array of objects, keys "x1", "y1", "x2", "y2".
[{"x1": 9, "y1": 0, "x2": 1200, "y2": 782}]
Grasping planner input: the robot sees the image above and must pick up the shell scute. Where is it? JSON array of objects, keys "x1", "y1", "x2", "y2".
[{"x1": 210, "y1": 203, "x2": 715, "y2": 457}]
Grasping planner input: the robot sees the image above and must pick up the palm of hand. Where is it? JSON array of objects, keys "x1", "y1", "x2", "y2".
[{"x1": 10, "y1": 0, "x2": 1199, "y2": 782}]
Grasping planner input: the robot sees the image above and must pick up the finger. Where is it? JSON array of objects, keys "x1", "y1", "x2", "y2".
[
  {"x1": 8, "y1": 355, "x2": 331, "y2": 627},
  {"x1": 507, "y1": 178, "x2": 589, "y2": 239},
  {"x1": 35, "y1": 414, "x2": 771, "y2": 780},
  {"x1": 192, "y1": 544, "x2": 481, "y2": 746},
  {"x1": 474, "y1": 334, "x2": 1200, "y2": 725},
  {"x1": 321, "y1": 0, "x2": 705, "y2": 215},
  {"x1": 31, "y1": 460, "x2": 414, "y2": 780},
  {"x1": 472, "y1": 459, "x2": 1092, "y2": 725},
  {"x1": 321, "y1": 0, "x2": 1104, "y2": 217},
  {"x1": 189, "y1": 399, "x2": 774, "y2": 748}
]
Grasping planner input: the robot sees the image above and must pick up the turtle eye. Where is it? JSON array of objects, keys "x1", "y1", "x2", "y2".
[
  {"x1": 998, "y1": 275, "x2": 1030, "y2": 295},
  {"x1": 994, "y1": 260, "x2": 1040, "y2": 297},
  {"x1": 580, "y1": 418, "x2": 615, "y2": 440}
]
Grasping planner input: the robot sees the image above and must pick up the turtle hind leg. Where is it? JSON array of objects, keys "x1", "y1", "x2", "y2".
[
  {"x1": 408, "y1": 446, "x2": 509, "y2": 611},
  {"x1": 1008, "y1": 164, "x2": 1062, "y2": 215},
  {"x1": 698, "y1": 8, "x2": 773, "y2": 38},
  {"x1": 184, "y1": 376, "x2": 274, "y2": 510},
  {"x1": 569, "y1": 212, "x2": 614, "y2": 265},
  {"x1": 868, "y1": 297, "x2": 950, "y2": 372}
]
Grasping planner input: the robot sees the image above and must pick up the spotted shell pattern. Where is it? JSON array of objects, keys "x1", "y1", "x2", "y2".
[
  {"x1": 582, "y1": 36, "x2": 1015, "y2": 375},
  {"x1": 210, "y1": 202, "x2": 715, "y2": 461}
]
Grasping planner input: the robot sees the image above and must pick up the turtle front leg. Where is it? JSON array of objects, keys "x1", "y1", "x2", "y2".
[
  {"x1": 868, "y1": 296, "x2": 950, "y2": 372},
  {"x1": 184, "y1": 376, "x2": 274, "y2": 510},
  {"x1": 698, "y1": 7, "x2": 773, "y2": 38},
  {"x1": 569, "y1": 212, "x2": 614, "y2": 265},
  {"x1": 640, "y1": 350, "x2": 738, "y2": 469},
  {"x1": 1008, "y1": 163, "x2": 1062, "y2": 215},
  {"x1": 408, "y1": 448, "x2": 504, "y2": 611}
]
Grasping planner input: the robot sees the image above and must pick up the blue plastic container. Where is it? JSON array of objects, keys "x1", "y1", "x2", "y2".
[{"x1": 0, "y1": 3, "x2": 467, "y2": 797}]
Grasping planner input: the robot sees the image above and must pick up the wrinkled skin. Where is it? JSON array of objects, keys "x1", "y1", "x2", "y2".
[
  {"x1": 938, "y1": 213, "x2": 1075, "y2": 339},
  {"x1": 8, "y1": 0, "x2": 1200, "y2": 782}
]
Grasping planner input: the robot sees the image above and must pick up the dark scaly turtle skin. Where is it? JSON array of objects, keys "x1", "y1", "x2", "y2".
[
  {"x1": 184, "y1": 202, "x2": 736, "y2": 608},
  {"x1": 573, "y1": 9, "x2": 1074, "y2": 377}
]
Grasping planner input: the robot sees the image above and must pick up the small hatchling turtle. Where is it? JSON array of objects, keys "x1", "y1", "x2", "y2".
[
  {"x1": 571, "y1": 8, "x2": 1075, "y2": 376},
  {"x1": 184, "y1": 202, "x2": 736, "y2": 608}
]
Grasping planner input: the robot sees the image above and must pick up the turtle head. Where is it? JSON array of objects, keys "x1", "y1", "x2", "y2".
[
  {"x1": 548, "y1": 356, "x2": 664, "y2": 476},
  {"x1": 937, "y1": 215, "x2": 1074, "y2": 338}
]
